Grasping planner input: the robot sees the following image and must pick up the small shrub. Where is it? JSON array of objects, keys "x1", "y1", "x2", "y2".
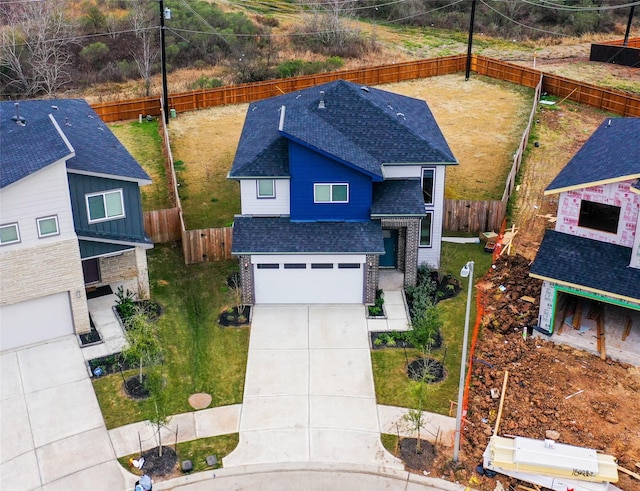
[
  {"x1": 115, "y1": 286, "x2": 137, "y2": 321},
  {"x1": 189, "y1": 75, "x2": 223, "y2": 90},
  {"x1": 255, "y1": 15, "x2": 279, "y2": 27}
]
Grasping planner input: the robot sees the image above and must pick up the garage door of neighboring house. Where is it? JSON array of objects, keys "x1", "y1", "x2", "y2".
[
  {"x1": 0, "y1": 292, "x2": 74, "y2": 351},
  {"x1": 253, "y1": 256, "x2": 365, "y2": 304}
]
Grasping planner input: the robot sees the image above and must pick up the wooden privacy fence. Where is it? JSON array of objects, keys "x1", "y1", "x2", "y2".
[
  {"x1": 443, "y1": 199, "x2": 506, "y2": 233},
  {"x1": 182, "y1": 227, "x2": 233, "y2": 264},
  {"x1": 91, "y1": 54, "x2": 640, "y2": 123},
  {"x1": 143, "y1": 208, "x2": 182, "y2": 243}
]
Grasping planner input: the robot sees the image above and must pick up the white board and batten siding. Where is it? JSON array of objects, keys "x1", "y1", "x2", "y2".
[
  {"x1": 0, "y1": 159, "x2": 76, "y2": 250},
  {"x1": 252, "y1": 254, "x2": 365, "y2": 304},
  {"x1": 240, "y1": 179, "x2": 290, "y2": 216},
  {"x1": 381, "y1": 164, "x2": 447, "y2": 270}
]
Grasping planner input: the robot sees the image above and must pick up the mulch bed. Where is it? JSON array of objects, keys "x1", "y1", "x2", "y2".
[
  {"x1": 398, "y1": 438, "x2": 438, "y2": 473},
  {"x1": 140, "y1": 446, "x2": 178, "y2": 478},
  {"x1": 218, "y1": 306, "x2": 251, "y2": 327},
  {"x1": 407, "y1": 357, "x2": 446, "y2": 383},
  {"x1": 124, "y1": 375, "x2": 150, "y2": 399}
]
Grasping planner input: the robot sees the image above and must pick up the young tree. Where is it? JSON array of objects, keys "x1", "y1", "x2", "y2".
[
  {"x1": 0, "y1": 0, "x2": 76, "y2": 97},
  {"x1": 123, "y1": 307, "x2": 162, "y2": 385}
]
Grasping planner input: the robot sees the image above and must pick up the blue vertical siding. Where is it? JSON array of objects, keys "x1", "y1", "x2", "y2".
[
  {"x1": 289, "y1": 142, "x2": 372, "y2": 222},
  {"x1": 67, "y1": 174, "x2": 146, "y2": 240}
]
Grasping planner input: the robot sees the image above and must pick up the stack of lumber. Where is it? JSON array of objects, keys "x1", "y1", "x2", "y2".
[{"x1": 483, "y1": 435, "x2": 620, "y2": 491}]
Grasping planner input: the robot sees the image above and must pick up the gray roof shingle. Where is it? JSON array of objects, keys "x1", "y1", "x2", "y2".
[
  {"x1": 530, "y1": 229, "x2": 640, "y2": 302},
  {"x1": 371, "y1": 179, "x2": 425, "y2": 216},
  {"x1": 232, "y1": 216, "x2": 385, "y2": 254},
  {"x1": 229, "y1": 80, "x2": 456, "y2": 179},
  {"x1": 545, "y1": 117, "x2": 640, "y2": 194},
  {"x1": 1, "y1": 99, "x2": 150, "y2": 188}
]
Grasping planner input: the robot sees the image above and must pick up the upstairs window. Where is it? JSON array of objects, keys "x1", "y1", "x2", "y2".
[
  {"x1": 422, "y1": 168, "x2": 435, "y2": 205},
  {"x1": 0, "y1": 223, "x2": 20, "y2": 245},
  {"x1": 257, "y1": 179, "x2": 275, "y2": 198},
  {"x1": 86, "y1": 189, "x2": 125, "y2": 223},
  {"x1": 420, "y1": 212, "x2": 433, "y2": 247},
  {"x1": 37, "y1": 216, "x2": 59, "y2": 238},
  {"x1": 578, "y1": 200, "x2": 620, "y2": 234},
  {"x1": 314, "y1": 183, "x2": 348, "y2": 203}
]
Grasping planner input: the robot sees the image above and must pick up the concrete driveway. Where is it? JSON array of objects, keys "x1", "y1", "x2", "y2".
[
  {"x1": 223, "y1": 305, "x2": 404, "y2": 471},
  {"x1": 0, "y1": 336, "x2": 133, "y2": 491}
]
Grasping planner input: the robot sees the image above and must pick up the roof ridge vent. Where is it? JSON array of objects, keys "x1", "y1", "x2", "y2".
[
  {"x1": 11, "y1": 103, "x2": 26, "y2": 124},
  {"x1": 318, "y1": 91, "x2": 325, "y2": 109}
]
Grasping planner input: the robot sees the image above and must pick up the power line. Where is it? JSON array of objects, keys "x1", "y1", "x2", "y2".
[
  {"x1": 519, "y1": 0, "x2": 640, "y2": 11},
  {"x1": 480, "y1": 0, "x2": 572, "y2": 36}
]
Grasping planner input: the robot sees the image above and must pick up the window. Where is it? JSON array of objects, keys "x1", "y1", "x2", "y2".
[
  {"x1": 338, "y1": 263, "x2": 361, "y2": 269},
  {"x1": 314, "y1": 183, "x2": 348, "y2": 203},
  {"x1": 311, "y1": 263, "x2": 333, "y2": 269},
  {"x1": 422, "y1": 169, "x2": 435, "y2": 205},
  {"x1": 257, "y1": 264, "x2": 279, "y2": 269},
  {"x1": 578, "y1": 200, "x2": 620, "y2": 234},
  {"x1": 284, "y1": 263, "x2": 306, "y2": 269},
  {"x1": 420, "y1": 212, "x2": 433, "y2": 247},
  {"x1": 86, "y1": 189, "x2": 124, "y2": 223},
  {"x1": 0, "y1": 223, "x2": 20, "y2": 245},
  {"x1": 257, "y1": 179, "x2": 275, "y2": 198},
  {"x1": 37, "y1": 215, "x2": 59, "y2": 238}
]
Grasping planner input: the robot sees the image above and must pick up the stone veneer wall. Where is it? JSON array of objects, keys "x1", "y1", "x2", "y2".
[
  {"x1": 365, "y1": 254, "x2": 379, "y2": 304},
  {"x1": 0, "y1": 238, "x2": 90, "y2": 334},
  {"x1": 239, "y1": 255, "x2": 255, "y2": 305},
  {"x1": 381, "y1": 217, "x2": 421, "y2": 287},
  {"x1": 98, "y1": 247, "x2": 150, "y2": 299}
]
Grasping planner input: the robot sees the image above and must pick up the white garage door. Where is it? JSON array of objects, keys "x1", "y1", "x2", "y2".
[
  {"x1": 253, "y1": 255, "x2": 365, "y2": 304},
  {"x1": 0, "y1": 292, "x2": 74, "y2": 351}
]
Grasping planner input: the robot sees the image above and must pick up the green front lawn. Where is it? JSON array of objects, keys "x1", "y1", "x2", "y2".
[
  {"x1": 372, "y1": 241, "x2": 493, "y2": 415},
  {"x1": 93, "y1": 245, "x2": 249, "y2": 429}
]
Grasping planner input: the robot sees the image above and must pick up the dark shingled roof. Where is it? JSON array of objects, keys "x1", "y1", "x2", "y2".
[
  {"x1": 546, "y1": 117, "x2": 640, "y2": 194},
  {"x1": 371, "y1": 180, "x2": 425, "y2": 216},
  {"x1": 1, "y1": 99, "x2": 150, "y2": 189},
  {"x1": 232, "y1": 216, "x2": 385, "y2": 254},
  {"x1": 530, "y1": 230, "x2": 640, "y2": 302},
  {"x1": 229, "y1": 80, "x2": 456, "y2": 179}
]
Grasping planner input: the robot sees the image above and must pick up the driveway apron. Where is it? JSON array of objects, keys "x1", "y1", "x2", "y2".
[
  {"x1": 0, "y1": 336, "x2": 131, "y2": 491},
  {"x1": 223, "y1": 305, "x2": 403, "y2": 470}
]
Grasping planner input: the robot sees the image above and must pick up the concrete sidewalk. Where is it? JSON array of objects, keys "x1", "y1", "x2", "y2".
[{"x1": 223, "y1": 305, "x2": 404, "y2": 470}]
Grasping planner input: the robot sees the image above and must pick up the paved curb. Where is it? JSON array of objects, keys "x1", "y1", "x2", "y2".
[{"x1": 152, "y1": 462, "x2": 472, "y2": 491}]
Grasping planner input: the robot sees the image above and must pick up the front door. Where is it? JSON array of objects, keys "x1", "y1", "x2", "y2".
[
  {"x1": 82, "y1": 258, "x2": 101, "y2": 284},
  {"x1": 380, "y1": 229, "x2": 398, "y2": 268}
]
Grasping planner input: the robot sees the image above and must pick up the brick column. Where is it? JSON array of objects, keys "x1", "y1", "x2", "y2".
[
  {"x1": 365, "y1": 254, "x2": 379, "y2": 304},
  {"x1": 239, "y1": 255, "x2": 255, "y2": 305}
]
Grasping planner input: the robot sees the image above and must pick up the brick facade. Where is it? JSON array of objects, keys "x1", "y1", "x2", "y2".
[
  {"x1": 238, "y1": 255, "x2": 255, "y2": 305},
  {"x1": 0, "y1": 238, "x2": 90, "y2": 334},
  {"x1": 98, "y1": 247, "x2": 150, "y2": 299},
  {"x1": 381, "y1": 217, "x2": 421, "y2": 287},
  {"x1": 365, "y1": 254, "x2": 379, "y2": 304}
]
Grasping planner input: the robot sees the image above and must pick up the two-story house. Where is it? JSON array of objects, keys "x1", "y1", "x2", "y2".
[
  {"x1": 228, "y1": 80, "x2": 457, "y2": 305},
  {"x1": 0, "y1": 100, "x2": 152, "y2": 351},
  {"x1": 530, "y1": 117, "x2": 640, "y2": 361}
]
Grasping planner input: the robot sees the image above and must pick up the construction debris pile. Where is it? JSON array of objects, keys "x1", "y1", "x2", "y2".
[
  {"x1": 459, "y1": 255, "x2": 640, "y2": 491},
  {"x1": 478, "y1": 254, "x2": 542, "y2": 335}
]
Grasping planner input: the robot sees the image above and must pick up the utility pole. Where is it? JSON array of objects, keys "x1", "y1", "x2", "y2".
[
  {"x1": 465, "y1": 0, "x2": 477, "y2": 81},
  {"x1": 623, "y1": 5, "x2": 635, "y2": 46},
  {"x1": 159, "y1": 0, "x2": 169, "y2": 124}
]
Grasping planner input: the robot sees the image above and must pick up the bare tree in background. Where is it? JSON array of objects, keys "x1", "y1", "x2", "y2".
[
  {"x1": 128, "y1": 0, "x2": 157, "y2": 97},
  {"x1": 0, "y1": 0, "x2": 76, "y2": 97},
  {"x1": 303, "y1": 0, "x2": 356, "y2": 52}
]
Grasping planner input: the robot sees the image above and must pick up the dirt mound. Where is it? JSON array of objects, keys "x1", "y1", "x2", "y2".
[{"x1": 459, "y1": 255, "x2": 640, "y2": 491}]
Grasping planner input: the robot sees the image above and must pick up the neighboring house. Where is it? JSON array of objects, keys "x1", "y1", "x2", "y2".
[
  {"x1": 0, "y1": 99, "x2": 152, "y2": 351},
  {"x1": 530, "y1": 117, "x2": 640, "y2": 349},
  {"x1": 228, "y1": 80, "x2": 457, "y2": 305}
]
